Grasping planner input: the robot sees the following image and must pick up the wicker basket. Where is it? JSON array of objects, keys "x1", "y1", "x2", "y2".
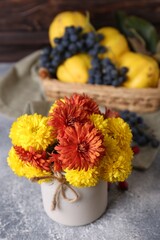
[{"x1": 38, "y1": 68, "x2": 160, "y2": 113}]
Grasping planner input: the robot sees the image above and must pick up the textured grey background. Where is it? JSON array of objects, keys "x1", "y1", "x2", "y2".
[{"x1": 0, "y1": 64, "x2": 160, "y2": 240}]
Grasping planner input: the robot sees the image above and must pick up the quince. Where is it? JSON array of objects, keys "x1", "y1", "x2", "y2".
[
  {"x1": 119, "y1": 52, "x2": 159, "y2": 88},
  {"x1": 97, "y1": 27, "x2": 129, "y2": 62},
  {"x1": 49, "y1": 11, "x2": 93, "y2": 46},
  {"x1": 56, "y1": 53, "x2": 91, "y2": 83}
]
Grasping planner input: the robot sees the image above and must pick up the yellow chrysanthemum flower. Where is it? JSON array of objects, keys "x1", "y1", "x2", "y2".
[
  {"x1": 7, "y1": 147, "x2": 51, "y2": 183},
  {"x1": 99, "y1": 147, "x2": 133, "y2": 182},
  {"x1": 49, "y1": 101, "x2": 58, "y2": 114},
  {"x1": 48, "y1": 98, "x2": 65, "y2": 114},
  {"x1": 65, "y1": 167, "x2": 100, "y2": 187},
  {"x1": 103, "y1": 134, "x2": 119, "y2": 158},
  {"x1": 9, "y1": 114, "x2": 55, "y2": 151},
  {"x1": 90, "y1": 113, "x2": 108, "y2": 136},
  {"x1": 105, "y1": 117, "x2": 132, "y2": 148}
]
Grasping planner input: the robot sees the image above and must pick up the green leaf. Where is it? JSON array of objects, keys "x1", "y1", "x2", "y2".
[
  {"x1": 126, "y1": 16, "x2": 159, "y2": 53},
  {"x1": 115, "y1": 11, "x2": 133, "y2": 37},
  {"x1": 153, "y1": 52, "x2": 160, "y2": 63},
  {"x1": 156, "y1": 40, "x2": 160, "y2": 52},
  {"x1": 116, "y1": 11, "x2": 159, "y2": 54},
  {"x1": 127, "y1": 36, "x2": 151, "y2": 55}
]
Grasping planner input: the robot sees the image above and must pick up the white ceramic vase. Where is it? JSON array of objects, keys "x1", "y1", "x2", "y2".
[{"x1": 41, "y1": 179, "x2": 108, "y2": 226}]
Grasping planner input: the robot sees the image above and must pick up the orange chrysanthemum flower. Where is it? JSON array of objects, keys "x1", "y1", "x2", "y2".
[
  {"x1": 14, "y1": 146, "x2": 54, "y2": 172},
  {"x1": 55, "y1": 122, "x2": 105, "y2": 170},
  {"x1": 70, "y1": 93, "x2": 100, "y2": 115},
  {"x1": 48, "y1": 98, "x2": 89, "y2": 136},
  {"x1": 103, "y1": 108, "x2": 120, "y2": 119},
  {"x1": 49, "y1": 153, "x2": 62, "y2": 172},
  {"x1": 48, "y1": 93, "x2": 100, "y2": 136}
]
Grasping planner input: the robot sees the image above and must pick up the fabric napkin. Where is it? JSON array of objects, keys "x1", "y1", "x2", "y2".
[{"x1": 0, "y1": 50, "x2": 43, "y2": 117}]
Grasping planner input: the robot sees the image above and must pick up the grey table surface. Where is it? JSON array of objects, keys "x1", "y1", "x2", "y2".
[{"x1": 0, "y1": 64, "x2": 160, "y2": 240}]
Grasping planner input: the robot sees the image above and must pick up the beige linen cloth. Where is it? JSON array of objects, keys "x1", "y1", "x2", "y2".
[
  {"x1": 0, "y1": 50, "x2": 44, "y2": 117},
  {"x1": 0, "y1": 50, "x2": 159, "y2": 170}
]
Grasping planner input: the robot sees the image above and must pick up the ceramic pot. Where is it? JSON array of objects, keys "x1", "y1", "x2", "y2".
[{"x1": 41, "y1": 179, "x2": 108, "y2": 226}]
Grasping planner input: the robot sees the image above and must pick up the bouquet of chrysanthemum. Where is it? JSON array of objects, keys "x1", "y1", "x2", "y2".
[{"x1": 7, "y1": 93, "x2": 133, "y2": 188}]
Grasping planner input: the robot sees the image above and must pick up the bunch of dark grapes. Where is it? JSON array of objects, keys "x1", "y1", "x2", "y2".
[
  {"x1": 120, "y1": 110, "x2": 159, "y2": 148},
  {"x1": 88, "y1": 57, "x2": 128, "y2": 86},
  {"x1": 40, "y1": 26, "x2": 106, "y2": 78}
]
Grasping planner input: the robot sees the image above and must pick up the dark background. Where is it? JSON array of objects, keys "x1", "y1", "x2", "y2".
[{"x1": 0, "y1": 0, "x2": 160, "y2": 62}]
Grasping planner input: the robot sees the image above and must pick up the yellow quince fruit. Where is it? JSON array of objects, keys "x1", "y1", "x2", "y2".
[
  {"x1": 49, "y1": 11, "x2": 93, "y2": 46},
  {"x1": 118, "y1": 52, "x2": 159, "y2": 88},
  {"x1": 97, "y1": 27, "x2": 129, "y2": 62},
  {"x1": 56, "y1": 53, "x2": 91, "y2": 84}
]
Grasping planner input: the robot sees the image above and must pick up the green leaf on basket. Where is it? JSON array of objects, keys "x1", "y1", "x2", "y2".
[
  {"x1": 155, "y1": 40, "x2": 160, "y2": 53},
  {"x1": 115, "y1": 11, "x2": 133, "y2": 37},
  {"x1": 116, "y1": 11, "x2": 159, "y2": 54},
  {"x1": 127, "y1": 37, "x2": 149, "y2": 55},
  {"x1": 126, "y1": 16, "x2": 159, "y2": 54},
  {"x1": 153, "y1": 53, "x2": 160, "y2": 62},
  {"x1": 153, "y1": 40, "x2": 160, "y2": 63},
  {"x1": 127, "y1": 29, "x2": 151, "y2": 55}
]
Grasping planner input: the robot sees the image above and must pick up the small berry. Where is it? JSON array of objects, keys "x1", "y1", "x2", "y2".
[
  {"x1": 132, "y1": 146, "x2": 140, "y2": 154},
  {"x1": 119, "y1": 67, "x2": 129, "y2": 75},
  {"x1": 118, "y1": 181, "x2": 128, "y2": 191}
]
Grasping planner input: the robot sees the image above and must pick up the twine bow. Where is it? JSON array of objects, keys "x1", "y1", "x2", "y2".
[{"x1": 31, "y1": 172, "x2": 79, "y2": 210}]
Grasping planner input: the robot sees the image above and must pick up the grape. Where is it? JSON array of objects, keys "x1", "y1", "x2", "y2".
[
  {"x1": 98, "y1": 46, "x2": 107, "y2": 54},
  {"x1": 69, "y1": 33, "x2": 78, "y2": 42},
  {"x1": 51, "y1": 60, "x2": 59, "y2": 67},
  {"x1": 65, "y1": 26, "x2": 76, "y2": 35},
  {"x1": 54, "y1": 38, "x2": 61, "y2": 44},
  {"x1": 132, "y1": 126, "x2": 139, "y2": 136},
  {"x1": 95, "y1": 77, "x2": 103, "y2": 85},
  {"x1": 102, "y1": 58, "x2": 112, "y2": 66},
  {"x1": 128, "y1": 115, "x2": 137, "y2": 125},
  {"x1": 43, "y1": 46, "x2": 51, "y2": 55},
  {"x1": 48, "y1": 67, "x2": 56, "y2": 76},
  {"x1": 40, "y1": 47, "x2": 51, "y2": 67},
  {"x1": 43, "y1": 62, "x2": 50, "y2": 69},
  {"x1": 119, "y1": 110, "x2": 159, "y2": 148},
  {"x1": 103, "y1": 75, "x2": 112, "y2": 85},
  {"x1": 119, "y1": 67, "x2": 129, "y2": 75},
  {"x1": 40, "y1": 55, "x2": 49, "y2": 64},
  {"x1": 88, "y1": 77, "x2": 95, "y2": 84},
  {"x1": 151, "y1": 139, "x2": 159, "y2": 148},
  {"x1": 64, "y1": 52, "x2": 72, "y2": 59},
  {"x1": 85, "y1": 38, "x2": 96, "y2": 48},
  {"x1": 91, "y1": 58, "x2": 101, "y2": 68},
  {"x1": 112, "y1": 80, "x2": 120, "y2": 87},
  {"x1": 137, "y1": 135, "x2": 148, "y2": 146},
  {"x1": 50, "y1": 48, "x2": 58, "y2": 56},
  {"x1": 88, "y1": 68, "x2": 95, "y2": 75},
  {"x1": 88, "y1": 55, "x2": 128, "y2": 87},
  {"x1": 39, "y1": 26, "x2": 128, "y2": 85},
  {"x1": 88, "y1": 48, "x2": 99, "y2": 56},
  {"x1": 56, "y1": 44, "x2": 65, "y2": 53},
  {"x1": 137, "y1": 116, "x2": 143, "y2": 124},
  {"x1": 94, "y1": 71, "x2": 102, "y2": 79},
  {"x1": 96, "y1": 33, "x2": 104, "y2": 41},
  {"x1": 87, "y1": 32, "x2": 96, "y2": 39},
  {"x1": 76, "y1": 41, "x2": 84, "y2": 51},
  {"x1": 68, "y1": 44, "x2": 78, "y2": 54},
  {"x1": 110, "y1": 69, "x2": 118, "y2": 79},
  {"x1": 75, "y1": 26, "x2": 83, "y2": 33},
  {"x1": 54, "y1": 55, "x2": 62, "y2": 62},
  {"x1": 61, "y1": 39, "x2": 69, "y2": 48}
]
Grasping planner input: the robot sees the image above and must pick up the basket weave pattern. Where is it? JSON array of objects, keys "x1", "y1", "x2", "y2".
[
  {"x1": 40, "y1": 75, "x2": 160, "y2": 113},
  {"x1": 38, "y1": 66, "x2": 160, "y2": 113}
]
